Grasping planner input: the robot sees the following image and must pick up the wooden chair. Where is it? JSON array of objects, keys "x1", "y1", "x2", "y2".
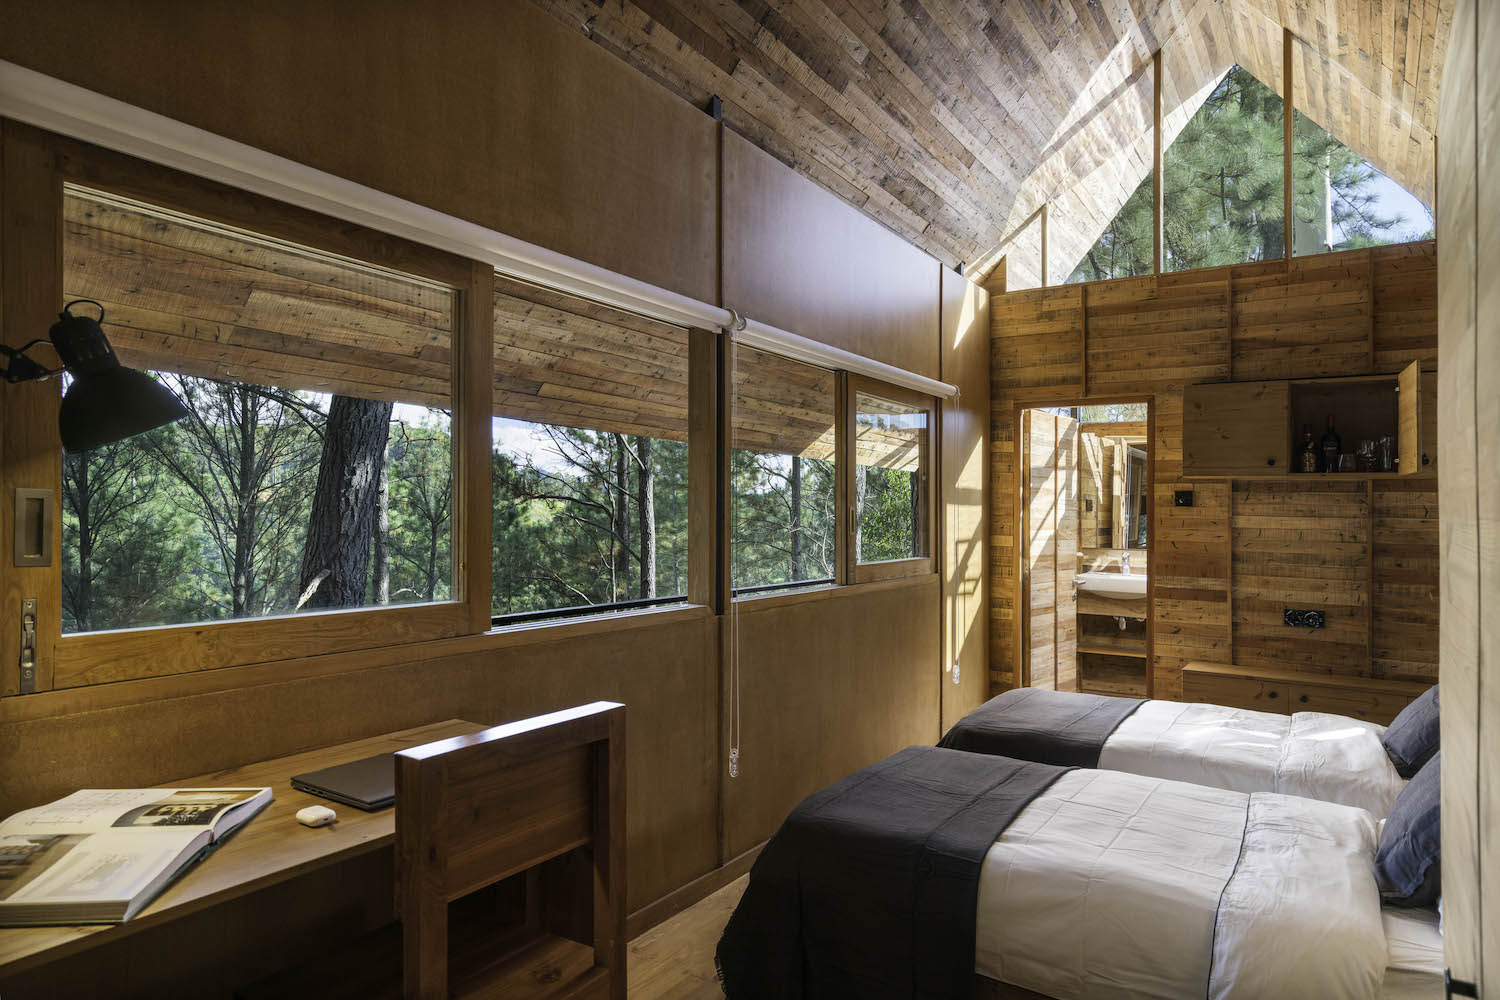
[
  {"x1": 396, "y1": 701, "x2": 627, "y2": 1000},
  {"x1": 240, "y1": 703, "x2": 626, "y2": 1000}
]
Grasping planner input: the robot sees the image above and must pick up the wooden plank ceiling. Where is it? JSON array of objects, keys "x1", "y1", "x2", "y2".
[{"x1": 530, "y1": 0, "x2": 1449, "y2": 289}]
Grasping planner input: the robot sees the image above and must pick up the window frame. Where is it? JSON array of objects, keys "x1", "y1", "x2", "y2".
[
  {"x1": 4, "y1": 125, "x2": 493, "y2": 691},
  {"x1": 843, "y1": 373, "x2": 937, "y2": 584}
]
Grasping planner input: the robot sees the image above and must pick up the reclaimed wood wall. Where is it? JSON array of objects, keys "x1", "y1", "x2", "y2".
[{"x1": 986, "y1": 241, "x2": 1438, "y2": 698}]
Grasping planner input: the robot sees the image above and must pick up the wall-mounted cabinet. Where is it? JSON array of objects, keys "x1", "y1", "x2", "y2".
[{"x1": 1182, "y1": 362, "x2": 1434, "y2": 479}]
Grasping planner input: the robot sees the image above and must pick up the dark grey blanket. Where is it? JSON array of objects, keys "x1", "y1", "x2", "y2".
[
  {"x1": 938, "y1": 688, "x2": 1144, "y2": 767},
  {"x1": 715, "y1": 745, "x2": 1070, "y2": 999}
]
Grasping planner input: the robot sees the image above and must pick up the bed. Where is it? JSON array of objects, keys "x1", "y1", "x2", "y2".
[
  {"x1": 717, "y1": 745, "x2": 1439, "y2": 1000},
  {"x1": 939, "y1": 687, "x2": 1412, "y2": 816}
]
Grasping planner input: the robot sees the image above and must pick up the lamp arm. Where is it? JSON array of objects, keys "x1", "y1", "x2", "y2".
[{"x1": 0, "y1": 341, "x2": 63, "y2": 383}]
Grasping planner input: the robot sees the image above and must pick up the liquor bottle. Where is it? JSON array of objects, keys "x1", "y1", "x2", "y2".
[
  {"x1": 1298, "y1": 424, "x2": 1319, "y2": 473},
  {"x1": 1320, "y1": 415, "x2": 1342, "y2": 472}
]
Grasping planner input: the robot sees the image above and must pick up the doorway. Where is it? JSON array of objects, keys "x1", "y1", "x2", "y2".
[{"x1": 1020, "y1": 401, "x2": 1152, "y2": 697}]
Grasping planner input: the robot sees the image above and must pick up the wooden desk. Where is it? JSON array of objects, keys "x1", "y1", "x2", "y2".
[{"x1": 0, "y1": 719, "x2": 484, "y2": 980}]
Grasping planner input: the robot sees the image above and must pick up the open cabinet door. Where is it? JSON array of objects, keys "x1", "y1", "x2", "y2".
[
  {"x1": 1025, "y1": 411, "x2": 1057, "y2": 689},
  {"x1": 1054, "y1": 415, "x2": 1079, "y2": 692},
  {"x1": 1397, "y1": 360, "x2": 1423, "y2": 476}
]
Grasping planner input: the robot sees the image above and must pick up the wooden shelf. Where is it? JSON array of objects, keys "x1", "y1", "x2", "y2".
[
  {"x1": 1078, "y1": 658, "x2": 1148, "y2": 697},
  {"x1": 1077, "y1": 636, "x2": 1147, "y2": 658}
]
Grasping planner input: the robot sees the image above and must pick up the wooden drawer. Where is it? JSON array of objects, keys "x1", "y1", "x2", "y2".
[
  {"x1": 1182, "y1": 672, "x2": 1291, "y2": 715},
  {"x1": 1288, "y1": 684, "x2": 1415, "y2": 725}
]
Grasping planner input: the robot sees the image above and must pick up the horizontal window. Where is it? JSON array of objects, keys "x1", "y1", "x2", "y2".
[
  {"x1": 854, "y1": 389, "x2": 931, "y2": 565},
  {"x1": 59, "y1": 187, "x2": 457, "y2": 635},
  {"x1": 731, "y1": 345, "x2": 837, "y2": 595},
  {"x1": 490, "y1": 278, "x2": 689, "y2": 622}
]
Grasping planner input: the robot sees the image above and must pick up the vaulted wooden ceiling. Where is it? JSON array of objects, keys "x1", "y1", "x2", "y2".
[{"x1": 531, "y1": 0, "x2": 1450, "y2": 289}]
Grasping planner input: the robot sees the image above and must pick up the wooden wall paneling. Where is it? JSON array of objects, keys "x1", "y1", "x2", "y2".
[
  {"x1": 1231, "y1": 481, "x2": 1372, "y2": 675},
  {"x1": 939, "y1": 269, "x2": 991, "y2": 729},
  {"x1": 0, "y1": 2, "x2": 719, "y2": 301},
  {"x1": 720, "y1": 131, "x2": 940, "y2": 379},
  {"x1": 721, "y1": 576, "x2": 941, "y2": 859},
  {"x1": 0, "y1": 121, "x2": 62, "y2": 696},
  {"x1": 0, "y1": 612, "x2": 720, "y2": 916},
  {"x1": 988, "y1": 242, "x2": 1435, "y2": 700},
  {"x1": 1437, "y1": 0, "x2": 1482, "y2": 973}
]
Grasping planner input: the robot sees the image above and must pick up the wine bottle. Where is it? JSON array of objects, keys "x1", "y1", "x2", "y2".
[
  {"x1": 1320, "y1": 415, "x2": 1342, "y2": 472},
  {"x1": 1299, "y1": 424, "x2": 1318, "y2": 473}
]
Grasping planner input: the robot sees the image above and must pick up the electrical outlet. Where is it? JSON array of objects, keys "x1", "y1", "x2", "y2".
[
  {"x1": 1284, "y1": 608, "x2": 1325, "y2": 629},
  {"x1": 1174, "y1": 490, "x2": 1194, "y2": 507}
]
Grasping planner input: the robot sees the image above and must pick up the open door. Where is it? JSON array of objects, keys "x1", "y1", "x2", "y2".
[
  {"x1": 1022, "y1": 410, "x2": 1079, "y2": 690},
  {"x1": 1054, "y1": 416, "x2": 1079, "y2": 692}
]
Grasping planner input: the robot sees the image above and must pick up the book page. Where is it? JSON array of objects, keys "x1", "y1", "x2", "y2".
[
  {"x1": 0, "y1": 788, "x2": 267, "y2": 837},
  {"x1": 0, "y1": 791, "x2": 172, "y2": 836},
  {"x1": 0, "y1": 829, "x2": 197, "y2": 905}
]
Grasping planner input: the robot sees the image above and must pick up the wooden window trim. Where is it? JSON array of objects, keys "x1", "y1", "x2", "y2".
[
  {"x1": 3, "y1": 123, "x2": 492, "y2": 692},
  {"x1": 844, "y1": 373, "x2": 937, "y2": 585}
]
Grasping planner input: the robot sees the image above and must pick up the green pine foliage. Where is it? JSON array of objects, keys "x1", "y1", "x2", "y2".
[{"x1": 1069, "y1": 65, "x2": 1431, "y2": 283}]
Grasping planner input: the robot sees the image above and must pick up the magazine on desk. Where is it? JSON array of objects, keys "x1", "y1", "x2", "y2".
[{"x1": 0, "y1": 787, "x2": 272, "y2": 926}]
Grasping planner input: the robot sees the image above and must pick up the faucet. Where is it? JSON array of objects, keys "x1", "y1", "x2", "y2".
[{"x1": 1121, "y1": 552, "x2": 1132, "y2": 575}]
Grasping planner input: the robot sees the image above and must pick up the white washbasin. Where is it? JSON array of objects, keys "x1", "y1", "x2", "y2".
[{"x1": 1074, "y1": 571, "x2": 1147, "y2": 599}]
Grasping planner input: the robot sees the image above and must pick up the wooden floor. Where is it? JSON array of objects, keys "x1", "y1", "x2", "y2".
[{"x1": 627, "y1": 877, "x2": 747, "y2": 1000}]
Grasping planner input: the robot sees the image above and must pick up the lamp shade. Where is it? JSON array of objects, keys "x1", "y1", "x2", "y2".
[
  {"x1": 59, "y1": 366, "x2": 189, "y2": 453},
  {"x1": 49, "y1": 301, "x2": 189, "y2": 453}
]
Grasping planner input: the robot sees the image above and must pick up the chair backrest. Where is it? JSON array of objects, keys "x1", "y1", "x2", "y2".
[{"x1": 395, "y1": 701, "x2": 626, "y2": 1000}]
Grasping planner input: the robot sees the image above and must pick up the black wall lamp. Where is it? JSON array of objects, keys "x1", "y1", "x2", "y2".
[{"x1": 0, "y1": 299, "x2": 188, "y2": 452}]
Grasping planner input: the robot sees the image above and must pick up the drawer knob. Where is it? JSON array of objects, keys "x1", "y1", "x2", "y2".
[
  {"x1": 1299, "y1": 695, "x2": 1309, "y2": 703},
  {"x1": 1267, "y1": 690, "x2": 1278, "y2": 699},
  {"x1": 1266, "y1": 457, "x2": 1276, "y2": 466}
]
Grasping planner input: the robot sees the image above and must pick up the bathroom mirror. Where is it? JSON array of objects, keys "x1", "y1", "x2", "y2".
[{"x1": 1079, "y1": 428, "x2": 1148, "y2": 550}]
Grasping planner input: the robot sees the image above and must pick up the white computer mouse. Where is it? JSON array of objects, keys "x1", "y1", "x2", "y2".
[{"x1": 296, "y1": 805, "x2": 338, "y2": 828}]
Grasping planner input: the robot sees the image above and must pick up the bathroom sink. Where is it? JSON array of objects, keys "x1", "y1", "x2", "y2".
[{"x1": 1073, "y1": 571, "x2": 1147, "y2": 599}]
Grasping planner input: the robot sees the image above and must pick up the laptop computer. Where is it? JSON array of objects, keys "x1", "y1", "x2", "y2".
[{"x1": 290, "y1": 753, "x2": 395, "y2": 811}]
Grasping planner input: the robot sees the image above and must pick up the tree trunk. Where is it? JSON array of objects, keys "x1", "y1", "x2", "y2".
[
  {"x1": 373, "y1": 459, "x2": 390, "y2": 604},
  {"x1": 231, "y1": 387, "x2": 257, "y2": 618},
  {"x1": 613, "y1": 434, "x2": 630, "y2": 601},
  {"x1": 636, "y1": 436, "x2": 656, "y2": 598},
  {"x1": 789, "y1": 455, "x2": 803, "y2": 580},
  {"x1": 299, "y1": 396, "x2": 392, "y2": 610},
  {"x1": 72, "y1": 455, "x2": 93, "y2": 631}
]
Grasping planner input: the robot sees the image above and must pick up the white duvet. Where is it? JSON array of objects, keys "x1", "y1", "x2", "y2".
[
  {"x1": 975, "y1": 769, "x2": 1387, "y2": 999},
  {"x1": 1099, "y1": 700, "x2": 1407, "y2": 816}
]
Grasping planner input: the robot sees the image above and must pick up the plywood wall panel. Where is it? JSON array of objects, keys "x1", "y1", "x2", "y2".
[
  {"x1": 0, "y1": 0, "x2": 718, "y2": 302},
  {"x1": 722, "y1": 577, "x2": 942, "y2": 858},
  {"x1": 0, "y1": 615, "x2": 720, "y2": 913},
  {"x1": 987, "y1": 241, "x2": 1437, "y2": 698},
  {"x1": 721, "y1": 131, "x2": 941, "y2": 378}
]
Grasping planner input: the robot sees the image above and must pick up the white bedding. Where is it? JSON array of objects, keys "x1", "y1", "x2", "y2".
[
  {"x1": 1100, "y1": 700, "x2": 1407, "y2": 816},
  {"x1": 1380, "y1": 906, "x2": 1444, "y2": 999},
  {"x1": 974, "y1": 769, "x2": 1387, "y2": 999}
]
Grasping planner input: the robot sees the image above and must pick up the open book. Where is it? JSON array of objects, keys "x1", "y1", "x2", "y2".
[{"x1": 0, "y1": 787, "x2": 272, "y2": 926}]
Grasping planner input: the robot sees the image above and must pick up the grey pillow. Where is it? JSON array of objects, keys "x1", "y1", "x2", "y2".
[
  {"x1": 1382, "y1": 685, "x2": 1439, "y2": 779},
  {"x1": 1376, "y1": 753, "x2": 1441, "y2": 907}
]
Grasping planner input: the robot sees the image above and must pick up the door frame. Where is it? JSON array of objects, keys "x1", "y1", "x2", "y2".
[{"x1": 1017, "y1": 395, "x2": 1155, "y2": 698}]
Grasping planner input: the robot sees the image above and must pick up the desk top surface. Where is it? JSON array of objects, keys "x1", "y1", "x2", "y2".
[{"x1": 0, "y1": 718, "x2": 484, "y2": 977}]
